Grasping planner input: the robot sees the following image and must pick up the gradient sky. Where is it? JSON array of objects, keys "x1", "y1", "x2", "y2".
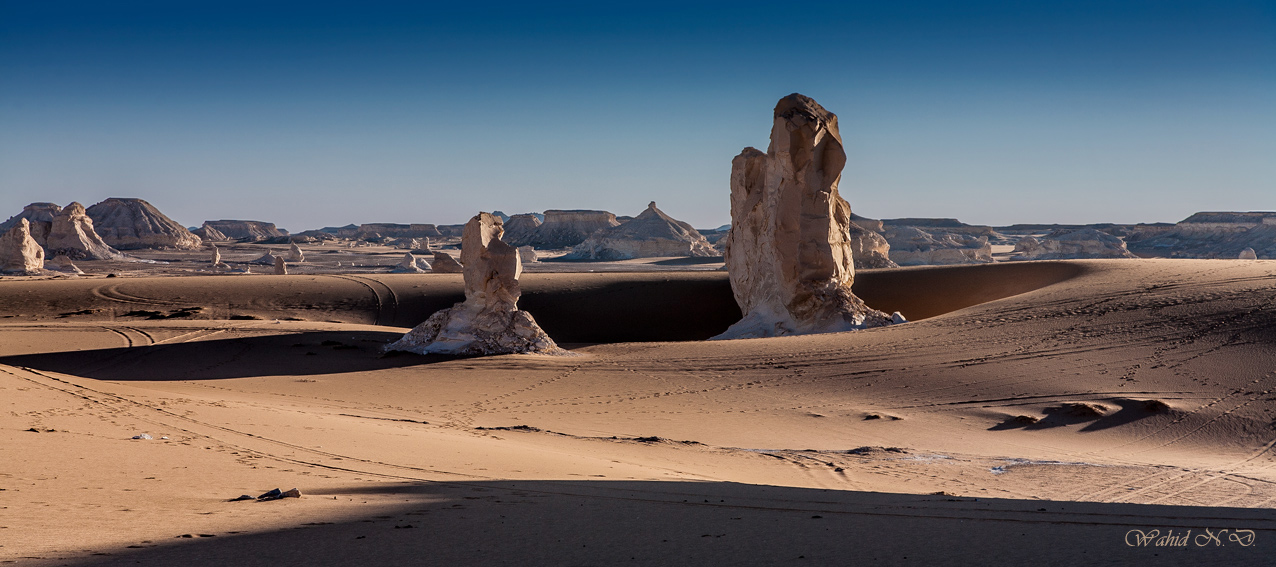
[{"x1": 2, "y1": 1, "x2": 1273, "y2": 232}]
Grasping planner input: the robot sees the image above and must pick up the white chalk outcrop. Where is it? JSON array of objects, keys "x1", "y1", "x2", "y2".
[
  {"x1": 287, "y1": 242, "x2": 305, "y2": 262},
  {"x1": 388, "y1": 213, "x2": 561, "y2": 355},
  {"x1": 0, "y1": 219, "x2": 46, "y2": 274},
  {"x1": 273, "y1": 256, "x2": 287, "y2": 275},
  {"x1": 0, "y1": 203, "x2": 61, "y2": 247},
  {"x1": 715, "y1": 94, "x2": 899, "y2": 340},
  {"x1": 1011, "y1": 228, "x2": 1136, "y2": 260},
  {"x1": 249, "y1": 251, "x2": 278, "y2": 265},
  {"x1": 517, "y1": 246, "x2": 538, "y2": 263},
  {"x1": 1240, "y1": 247, "x2": 1258, "y2": 260},
  {"x1": 847, "y1": 219, "x2": 897, "y2": 269},
  {"x1": 84, "y1": 198, "x2": 202, "y2": 250},
  {"x1": 46, "y1": 202, "x2": 125, "y2": 260},
  {"x1": 47, "y1": 254, "x2": 83, "y2": 275},
  {"x1": 431, "y1": 251, "x2": 464, "y2": 273},
  {"x1": 886, "y1": 227, "x2": 992, "y2": 266},
  {"x1": 566, "y1": 202, "x2": 717, "y2": 260},
  {"x1": 390, "y1": 253, "x2": 431, "y2": 273},
  {"x1": 1126, "y1": 212, "x2": 1276, "y2": 259}
]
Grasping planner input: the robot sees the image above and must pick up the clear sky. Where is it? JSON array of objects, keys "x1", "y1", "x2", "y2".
[{"x1": 2, "y1": 1, "x2": 1273, "y2": 232}]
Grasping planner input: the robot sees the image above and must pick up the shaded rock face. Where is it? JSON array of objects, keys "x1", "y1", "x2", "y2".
[
  {"x1": 273, "y1": 256, "x2": 287, "y2": 275},
  {"x1": 47, "y1": 254, "x2": 83, "y2": 275},
  {"x1": 47, "y1": 202, "x2": 124, "y2": 260},
  {"x1": 192, "y1": 223, "x2": 229, "y2": 242},
  {"x1": 885, "y1": 226, "x2": 992, "y2": 266},
  {"x1": 431, "y1": 251, "x2": 464, "y2": 273},
  {"x1": 506, "y1": 210, "x2": 620, "y2": 249},
  {"x1": 1011, "y1": 228, "x2": 1136, "y2": 261},
  {"x1": 566, "y1": 202, "x2": 717, "y2": 260},
  {"x1": 388, "y1": 213, "x2": 560, "y2": 355},
  {"x1": 1240, "y1": 247, "x2": 1258, "y2": 260},
  {"x1": 0, "y1": 219, "x2": 46, "y2": 274},
  {"x1": 847, "y1": 220, "x2": 897, "y2": 269},
  {"x1": 391, "y1": 253, "x2": 431, "y2": 273},
  {"x1": 716, "y1": 94, "x2": 897, "y2": 340},
  {"x1": 84, "y1": 198, "x2": 202, "y2": 250},
  {"x1": 0, "y1": 203, "x2": 61, "y2": 246},
  {"x1": 501, "y1": 214, "x2": 542, "y2": 246},
  {"x1": 202, "y1": 220, "x2": 286, "y2": 241}
]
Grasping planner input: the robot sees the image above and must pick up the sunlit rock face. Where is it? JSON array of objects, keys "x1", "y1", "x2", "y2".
[
  {"x1": 847, "y1": 219, "x2": 897, "y2": 269},
  {"x1": 566, "y1": 202, "x2": 716, "y2": 260},
  {"x1": 85, "y1": 198, "x2": 202, "y2": 250},
  {"x1": 46, "y1": 202, "x2": 124, "y2": 260},
  {"x1": 390, "y1": 253, "x2": 431, "y2": 273},
  {"x1": 389, "y1": 213, "x2": 561, "y2": 355},
  {"x1": 715, "y1": 94, "x2": 898, "y2": 340},
  {"x1": 0, "y1": 203, "x2": 61, "y2": 247},
  {"x1": 0, "y1": 219, "x2": 45, "y2": 274}
]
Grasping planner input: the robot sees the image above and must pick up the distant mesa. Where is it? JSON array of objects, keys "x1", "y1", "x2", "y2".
[
  {"x1": 85, "y1": 198, "x2": 202, "y2": 251},
  {"x1": 1011, "y1": 228, "x2": 1136, "y2": 261},
  {"x1": 354, "y1": 223, "x2": 441, "y2": 240},
  {"x1": 565, "y1": 201, "x2": 716, "y2": 260},
  {"x1": 505, "y1": 210, "x2": 620, "y2": 250},
  {"x1": 715, "y1": 93, "x2": 899, "y2": 339},
  {"x1": 192, "y1": 223, "x2": 230, "y2": 242},
  {"x1": 1125, "y1": 211, "x2": 1276, "y2": 259},
  {"x1": 885, "y1": 226, "x2": 992, "y2": 266},
  {"x1": 0, "y1": 219, "x2": 46, "y2": 274},
  {"x1": 46, "y1": 202, "x2": 125, "y2": 261},
  {"x1": 501, "y1": 214, "x2": 542, "y2": 246},
  {"x1": 200, "y1": 220, "x2": 288, "y2": 242},
  {"x1": 388, "y1": 212, "x2": 561, "y2": 355}
]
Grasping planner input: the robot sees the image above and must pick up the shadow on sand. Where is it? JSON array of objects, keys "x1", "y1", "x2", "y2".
[{"x1": 57, "y1": 479, "x2": 1273, "y2": 567}]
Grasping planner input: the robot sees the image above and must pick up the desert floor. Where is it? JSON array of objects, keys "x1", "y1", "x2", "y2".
[{"x1": 2, "y1": 258, "x2": 1274, "y2": 565}]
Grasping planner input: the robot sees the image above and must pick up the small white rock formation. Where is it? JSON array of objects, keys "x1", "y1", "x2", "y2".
[
  {"x1": 886, "y1": 227, "x2": 992, "y2": 266},
  {"x1": 390, "y1": 253, "x2": 431, "y2": 273},
  {"x1": 210, "y1": 245, "x2": 231, "y2": 271},
  {"x1": 1010, "y1": 228, "x2": 1136, "y2": 260},
  {"x1": 1240, "y1": 247, "x2": 1258, "y2": 260},
  {"x1": 0, "y1": 203, "x2": 62, "y2": 246},
  {"x1": 287, "y1": 242, "x2": 305, "y2": 262},
  {"x1": 566, "y1": 202, "x2": 717, "y2": 260},
  {"x1": 518, "y1": 246, "x2": 538, "y2": 263},
  {"x1": 47, "y1": 254, "x2": 83, "y2": 275},
  {"x1": 84, "y1": 198, "x2": 202, "y2": 250},
  {"x1": 507, "y1": 210, "x2": 620, "y2": 249},
  {"x1": 387, "y1": 212, "x2": 561, "y2": 355},
  {"x1": 249, "y1": 251, "x2": 278, "y2": 265},
  {"x1": 847, "y1": 219, "x2": 898, "y2": 269},
  {"x1": 273, "y1": 256, "x2": 287, "y2": 275},
  {"x1": 0, "y1": 219, "x2": 46, "y2": 274},
  {"x1": 715, "y1": 94, "x2": 898, "y2": 340},
  {"x1": 46, "y1": 202, "x2": 125, "y2": 260},
  {"x1": 431, "y1": 251, "x2": 465, "y2": 273}
]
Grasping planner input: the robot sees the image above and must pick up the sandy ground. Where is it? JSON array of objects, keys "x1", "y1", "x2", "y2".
[{"x1": 2, "y1": 259, "x2": 1275, "y2": 565}]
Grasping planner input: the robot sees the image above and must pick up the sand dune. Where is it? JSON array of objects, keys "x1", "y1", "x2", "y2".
[{"x1": 2, "y1": 259, "x2": 1274, "y2": 565}]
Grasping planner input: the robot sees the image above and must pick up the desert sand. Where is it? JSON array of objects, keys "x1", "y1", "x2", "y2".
[{"x1": 1, "y1": 258, "x2": 1274, "y2": 565}]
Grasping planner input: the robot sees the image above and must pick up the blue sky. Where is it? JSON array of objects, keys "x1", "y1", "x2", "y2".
[{"x1": 2, "y1": 1, "x2": 1273, "y2": 231}]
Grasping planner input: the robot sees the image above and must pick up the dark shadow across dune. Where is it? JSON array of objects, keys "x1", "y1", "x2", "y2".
[{"x1": 60, "y1": 479, "x2": 1273, "y2": 567}]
